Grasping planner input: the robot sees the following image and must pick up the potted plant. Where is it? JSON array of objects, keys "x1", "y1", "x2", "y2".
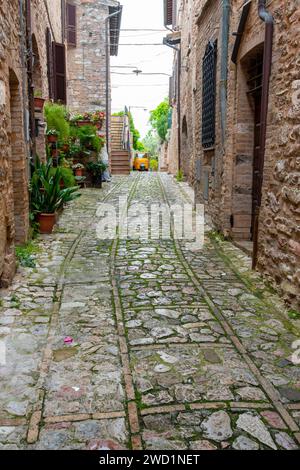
[
  {"x1": 31, "y1": 158, "x2": 81, "y2": 234},
  {"x1": 34, "y1": 90, "x2": 45, "y2": 111},
  {"x1": 70, "y1": 113, "x2": 91, "y2": 127},
  {"x1": 47, "y1": 129, "x2": 59, "y2": 143},
  {"x1": 91, "y1": 111, "x2": 105, "y2": 129},
  {"x1": 72, "y1": 163, "x2": 85, "y2": 177},
  {"x1": 86, "y1": 161, "x2": 107, "y2": 188},
  {"x1": 51, "y1": 148, "x2": 59, "y2": 158},
  {"x1": 61, "y1": 139, "x2": 70, "y2": 153},
  {"x1": 44, "y1": 102, "x2": 70, "y2": 142}
]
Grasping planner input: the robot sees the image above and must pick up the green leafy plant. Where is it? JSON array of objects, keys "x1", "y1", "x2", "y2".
[
  {"x1": 72, "y1": 163, "x2": 84, "y2": 170},
  {"x1": 69, "y1": 113, "x2": 85, "y2": 122},
  {"x1": 176, "y1": 169, "x2": 184, "y2": 182},
  {"x1": 150, "y1": 158, "x2": 158, "y2": 171},
  {"x1": 75, "y1": 125, "x2": 103, "y2": 153},
  {"x1": 31, "y1": 157, "x2": 80, "y2": 214},
  {"x1": 46, "y1": 129, "x2": 59, "y2": 136},
  {"x1": 288, "y1": 310, "x2": 300, "y2": 320},
  {"x1": 34, "y1": 89, "x2": 43, "y2": 98},
  {"x1": 44, "y1": 102, "x2": 70, "y2": 141},
  {"x1": 16, "y1": 242, "x2": 39, "y2": 268},
  {"x1": 86, "y1": 161, "x2": 107, "y2": 176}
]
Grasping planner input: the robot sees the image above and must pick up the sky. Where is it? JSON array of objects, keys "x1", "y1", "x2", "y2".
[{"x1": 111, "y1": 0, "x2": 174, "y2": 138}]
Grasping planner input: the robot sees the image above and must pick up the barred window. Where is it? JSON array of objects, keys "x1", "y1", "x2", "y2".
[{"x1": 202, "y1": 40, "x2": 217, "y2": 149}]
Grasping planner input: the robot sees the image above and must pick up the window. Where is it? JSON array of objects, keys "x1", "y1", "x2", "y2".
[
  {"x1": 164, "y1": 0, "x2": 177, "y2": 29},
  {"x1": 66, "y1": 2, "x2": 76, "y2": 46},
  {"x1": 202, "y1": 40, "x2": 217, "y2": 149},
  {"x1": 46, "y1": 28, "x2": 54, "y2": 99}
]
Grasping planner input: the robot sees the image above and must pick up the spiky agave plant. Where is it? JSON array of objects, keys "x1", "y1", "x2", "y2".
[{"x1": 30, "y1": 157, "x2": 81, "y2": 214}]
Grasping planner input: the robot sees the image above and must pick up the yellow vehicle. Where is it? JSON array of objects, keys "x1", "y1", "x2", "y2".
[{"x1": 133, "y1": 153, "x2": 149, "y2": 171}]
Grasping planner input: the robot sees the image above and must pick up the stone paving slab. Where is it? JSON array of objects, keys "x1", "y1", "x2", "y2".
[{"x1": 0, "y1": 173, "x2": 300, "y2": 450}]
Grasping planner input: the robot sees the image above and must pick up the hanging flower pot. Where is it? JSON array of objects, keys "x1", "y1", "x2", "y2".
[
  {"x1": 34, "y1": 97, "x2": 46, "y2": 111},
  {"x1": 47, "y1": 130, "x2": 59, "y2": 143},
  {"x1": 37, "y1": 213, "x2": 56, "y2": 234},
  {"x1": 72, "y1": 163, "x2": 85, "y2": 177},
  {"x1": 77, "y1": 120, "x2": 91, "y2": 127},
  {"x1": 75, "y1": 168, "x2": 84, "y2": 177},
  {"x1": 62, "y1": 144, "x2": 70, "y2": 152}
]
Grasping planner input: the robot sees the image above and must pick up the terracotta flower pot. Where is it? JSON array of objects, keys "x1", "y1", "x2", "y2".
[
  {"x1": 47, "y1": 135, "x2": 58, "y2": 143},
  {"x1": 75, "y1": 168, "x2": 84, "y2": 177},
  {"x1": 61, "y1": 144, "x2": 70, "y2": 152},
  {"x1": 77, "y1": 120, "x2": 91, "y2": 127},
  {"x1": 34, "y1": 97, "x2": 45, "y2": 111},
  {"x1": 38, "y1": 213, "x2": 56, "y2": 234}
]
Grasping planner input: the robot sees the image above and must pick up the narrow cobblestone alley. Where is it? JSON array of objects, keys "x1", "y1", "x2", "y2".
[{"x1": 0, "y1": 173, "x2": 300, "y2": 450}]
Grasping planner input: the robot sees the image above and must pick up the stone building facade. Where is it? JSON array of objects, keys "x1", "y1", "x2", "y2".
[
  {"x1": 0, "y1": 0, "x2": 121, "y2": 287},
  {"x1": 165, "y1": 0, "x2": 300, "y2": 308},
  {"x1": 67, "y1": 0, "x2": 120, "y2": 115}
]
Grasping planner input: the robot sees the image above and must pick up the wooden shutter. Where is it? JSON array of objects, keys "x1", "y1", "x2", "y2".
[
  {"x1": 66, "y1": 3, "x2": 76, "y2": 46},
  {"x1": 53, "y1": 42, "x2": 67, "y2": 104},
  {"x1": 46, "y1": 28, "x2": 54, "y2": 99}
]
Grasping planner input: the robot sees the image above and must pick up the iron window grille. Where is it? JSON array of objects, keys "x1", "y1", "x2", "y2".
[{"x1": 202, "y1": 40, "x2": 217, "y2": 149}]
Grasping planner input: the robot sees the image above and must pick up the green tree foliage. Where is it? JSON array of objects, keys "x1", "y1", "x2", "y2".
[
  {"x1": 142, "y1": 130, "x2": 160, "y2": 157},
  {"x1": 149, "y1": 98, "x2": 170, "y2": 142}
]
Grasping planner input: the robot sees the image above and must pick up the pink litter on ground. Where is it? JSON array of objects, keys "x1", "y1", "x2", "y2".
[{"x1": 64, "y1": 336, "x2": 73, "y2": 344}]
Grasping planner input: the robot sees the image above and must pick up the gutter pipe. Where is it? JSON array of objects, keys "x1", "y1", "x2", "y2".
[
  {"x1": 163, "y1": 38, "x2": 181, "y2": 171},
  {"x1": 220, "y1": 0, "x2": 230, "y2": 148},
  {"x1": 252, "y1": 0, "x2": 274, "y2": 268}
]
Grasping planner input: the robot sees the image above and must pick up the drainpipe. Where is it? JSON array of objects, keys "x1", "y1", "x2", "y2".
[
  {"x1": 220, "y1": 0, "x2": 230, "y2": 148},
  {"x1": 19, "y1": 0, "x2": 29, "y2": 160},
  {"x1": 105, "y1": 7, "x2": 122, "y2": 154},
  {"x1": 163, "y1": 39, "x2": 181, "y2": 171},
  {"x1": 25, "y1": 0, "x2": 36, "y2": 160},
  {"x1": 252, "y1": 0, "x2": 274, "y2": 268}
]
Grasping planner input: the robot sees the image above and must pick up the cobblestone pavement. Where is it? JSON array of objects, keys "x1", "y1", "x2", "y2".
[{"x1": 0, "y1": 173, "x2": 300, "y2": 450}]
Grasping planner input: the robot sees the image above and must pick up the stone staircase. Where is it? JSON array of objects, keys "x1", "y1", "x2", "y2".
[{"x1": 110, "y1": 116, "x2": 131, "y2": 175}]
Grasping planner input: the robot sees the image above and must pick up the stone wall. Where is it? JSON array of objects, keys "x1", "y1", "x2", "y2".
[
  {"x1": 168, "y1": 0, "x2": 300, "y2": 308},
  {"x1": 0, "y1": 0, "x2": 63, "y2": 287},
  {"x1": 0, "y1": 0, "x2": 28, "y2": 286},
  {"x1": 67, "y1": 0, "x2": 118, "y2": 114},
  {"x1": 255, "y1": 1, "x2": 300, "y2": 305}
]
